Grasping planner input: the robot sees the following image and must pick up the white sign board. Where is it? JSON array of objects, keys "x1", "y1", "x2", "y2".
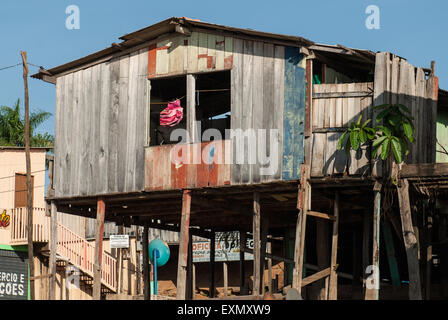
[
  {"x1": 193, "y1": 231, "x2": 253, "y2": 263},
  {"x1": 110, "y1": 235, "x2": 129, "y2": 249}
]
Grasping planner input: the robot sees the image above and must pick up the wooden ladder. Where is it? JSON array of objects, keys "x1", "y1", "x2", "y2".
[{"x1": 292, "y1": 164, "x2": 340, "y2": 300}]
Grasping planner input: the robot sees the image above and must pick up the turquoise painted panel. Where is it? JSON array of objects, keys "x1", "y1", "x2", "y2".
[{"x1": 282, "y1": 47, "x2": 306, "y2": 180}]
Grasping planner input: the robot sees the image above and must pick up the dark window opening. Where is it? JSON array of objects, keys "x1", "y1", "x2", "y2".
[
  {"x1": 149, "y1": 76, "x2": 187, "y2": 146},
  {"x1": 313, "y1": 59, "x2": 374, "y2": 84},
  {"x1": 195, "y1": 71, "x2": 231, "y2": 142}
]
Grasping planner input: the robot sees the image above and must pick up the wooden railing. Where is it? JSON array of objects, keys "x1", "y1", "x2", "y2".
[
  {"x1": 10, "y1": 208, "x2": 49, "y2": 244},
  {"x1": 9, "y1": 208, "x2": 117, "y2": 292}
]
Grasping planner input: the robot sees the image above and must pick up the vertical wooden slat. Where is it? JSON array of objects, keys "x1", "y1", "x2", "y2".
[
  {"x1": 328, "y1": 191, "x2": 340, "y2": 300},
  {"x1": 177, "y1": 190, "x2": 191, "y2": 299},
  {"x1": 231, "y1": 38, "x2": 243, "y2": 184},
  {"x1": 209, "y1": 230, "x2": 216, "y2": 298},
  {"x1": 273, "y1": 45, "x2": 285, "y2": 181},
  {"x1": 240, "y1": 230, "x2": 246, "y2": 294},
  {"x1": 253, "y1": 191, "x2": 261, "y2": 297},
  {"x1": 397, "y1": 179, "x2": 422, "y2": 300},
  {"x1": 241, "y1": 40, "x2": 254, "y2": 184},
  {"x1": 93, "y1": 198, "x2": 106, "y2": 300}
]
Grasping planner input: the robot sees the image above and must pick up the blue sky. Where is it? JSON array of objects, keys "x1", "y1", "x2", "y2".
[{"x1": 1, "y1": 0, "x2": 447, "y2": 136}]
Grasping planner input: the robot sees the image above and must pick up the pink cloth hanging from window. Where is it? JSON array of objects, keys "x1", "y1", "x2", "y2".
[{"x1": 159, "y1": 99, "x2": 184, "y2": 127}]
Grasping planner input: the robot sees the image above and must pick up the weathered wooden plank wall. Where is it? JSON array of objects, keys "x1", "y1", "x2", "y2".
[
  {"x1": 230, "y1": 40, "x2": 299, "y2": 184},
  {"x1": 311, "y1": 82, "x2": 373, "y2": 177},
  {"x1": 148, "y1": 31, "x2": 233, "y2": 78},
  {"x1": 54, "y1": 49, "x2": 148, "y2": 197},
  {"x1": 373, "y1": 52, "x2": 439, "y2": 169}
]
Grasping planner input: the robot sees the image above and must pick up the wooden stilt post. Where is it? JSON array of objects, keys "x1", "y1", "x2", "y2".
[
  {"x1": 209, "y1": 230, "x2": 216, "y2": 298},
  {"x1": 260, "y1": 218, "x2": 268, "y2": 295},
  {"x1": 253, "y1": 191, "x2": 261, "y2": 297},
  {"x1": 186, "y1": 232, "x2": 193, "y2": 300},
  {"x1": 397, "y1": 179, "x2": 423, "y2": 300},
  {"x1": 267, "y1": 241, "x2": 272, "y2": 293},
  {"x1": 142, "y1": 223, "x2": 150, "y2": 300},
  {"x1": 362, "y1": 209, "x2": 371, "y2": 296},
  {"x1": 425, "y1": 204, "x2": 433, "y2": 300},
  {"x1": 117, "y1": 224, "x2": 124, "y2": 294},
  {"x1": 239, "y1": 231, "x2": 246, "y2": 295},
  {"x1": 177, "y1": 190, "x2": 192, "y2": 300},
  {"x1": 328, "y1": 191, "x2": 340, "y2": 300},
  {"x1": 93, "y1": 197, "x2": 106, "y2": 300},
  {"x1": 365, "y1": 182, "x2": 381, "y2": 300},
  {"x1": 49, "y1": 201, "x2": 57, "y2": 300},
  {"x1": 223, "y1": 261, "x2": 228, "y2": 297},
  {"x1": 293, "y1": 165, "x2": 309, "y2": 295},
  {"x1": 192, "y1": 263, "x2": 196, "y2": 299}
]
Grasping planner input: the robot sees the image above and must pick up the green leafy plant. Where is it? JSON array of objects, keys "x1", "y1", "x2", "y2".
[{"x1": 337, "y1": 104, "x2": 415, "y2": 165}]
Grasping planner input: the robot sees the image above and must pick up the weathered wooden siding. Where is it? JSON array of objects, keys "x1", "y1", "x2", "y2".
[
  {"x1": 145, "y1": 140, "x2": 231, "y2": 190},
  {"x1": 147, "y1": 31, "x2": 233, "y2": 78},
  {"x1": 54, "y1": 49, "x2": 148, "y2": 197},
  {"x1": 374, "y1": 52, "x2": 439, "y2": 171},
  {"x1": 310, "y1": 82, "x2": 373, "y2": 177},
  {"x1": 230, "y1": 41, "x2": 303, "y2": 184}
]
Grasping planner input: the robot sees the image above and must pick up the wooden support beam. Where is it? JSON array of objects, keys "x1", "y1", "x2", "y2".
[
  {"x1": 239, "y1": 231, "x2": 246, "y2": 294},
  {"x1": 307, "y1": 211, "x2": 336, "y2": 221},
  {"x1": 143, "y1": 223, "x2": 150, "y2": 300},
  {"x1": 365, "y1": 182, "x2": 381, "y2": 300},
  {"x1": 186, "y1": 232, "x2": 193, "y2": 300},
  {"x1": 209, "y1": 230, "x2": 216, "y2": 298},
  {"x1": 260, "y1": 218, "x2": 268, "y2": 294},
  {"x1": 93, "y1": 197, "x2": 106, "y2": 300},
  {"x1": 293, "y1": 165, "x2": 309, "y2": 293},
  {"x1": 223, "y1": 261, "x2": 228, "y2": 297},
  {"x1": 362, "y1": 209, "x2": 371, "y2": 296},
  {"x1": 267, "y1": 242, "x2": 272, "y2": 293},
  {"x1": 302, "y1": 268, "x2": 331, "y2": 287},
  {"x1": 49, "y1": 201, "x2": 57, "y2": 300},
  {"x1": 252, "y1": 191, "x2": 261, "y2": 297},
  {"x1": 425, "y1": 207, "x2": 433, "y2": 300},
  {"x1": 187, "y1": 74, "x2": 197, "y2": 143},
  {"x1": 397, "y1": 179, "x2": 423, "y2": 300},
  {"x1": 400, "y1": 163, "x2": 448, "y2": 178},
  {"x1": 328, "y1": 191, "x2": 340, "y2": 300},
  {"x1": 177, "y1": 190, "x2": 192, "y2": 300}
]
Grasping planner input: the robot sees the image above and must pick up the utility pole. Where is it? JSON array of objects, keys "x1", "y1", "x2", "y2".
[{"x1": 20, "y1": 51, "x2": 34, "y2": 300}]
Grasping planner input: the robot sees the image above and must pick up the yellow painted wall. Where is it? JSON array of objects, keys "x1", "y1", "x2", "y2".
[{"x1": 0, "y1": 149, "x2": 47, "y2": 245}]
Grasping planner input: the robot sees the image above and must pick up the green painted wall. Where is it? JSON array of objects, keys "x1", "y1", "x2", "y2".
[{"x1": 436, "y1": 109, "x2": 448, "y2": 163}]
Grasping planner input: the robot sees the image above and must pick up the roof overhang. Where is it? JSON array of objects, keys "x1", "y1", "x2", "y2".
[{"x1": 31, "y1": 16, "x2": 314, "y2": 83}]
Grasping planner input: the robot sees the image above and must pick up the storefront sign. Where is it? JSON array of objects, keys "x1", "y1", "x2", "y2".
[{"x1": 192, "y1": 231, "x2": 253, "y2": 263}]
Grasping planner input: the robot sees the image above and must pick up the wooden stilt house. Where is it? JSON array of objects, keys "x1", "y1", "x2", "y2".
[{"x1": 33, "y1": 17, "x2": 448, "y2": 300}]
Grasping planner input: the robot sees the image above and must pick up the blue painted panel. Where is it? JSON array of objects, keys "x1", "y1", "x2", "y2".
[{"x1": 282, "y1": 47, "x2": 306, "y2": 180}]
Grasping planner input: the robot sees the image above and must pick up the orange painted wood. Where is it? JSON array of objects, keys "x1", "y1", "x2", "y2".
[{"x1": 147, "y1": 43, "x2": 157, "y2": 77}]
